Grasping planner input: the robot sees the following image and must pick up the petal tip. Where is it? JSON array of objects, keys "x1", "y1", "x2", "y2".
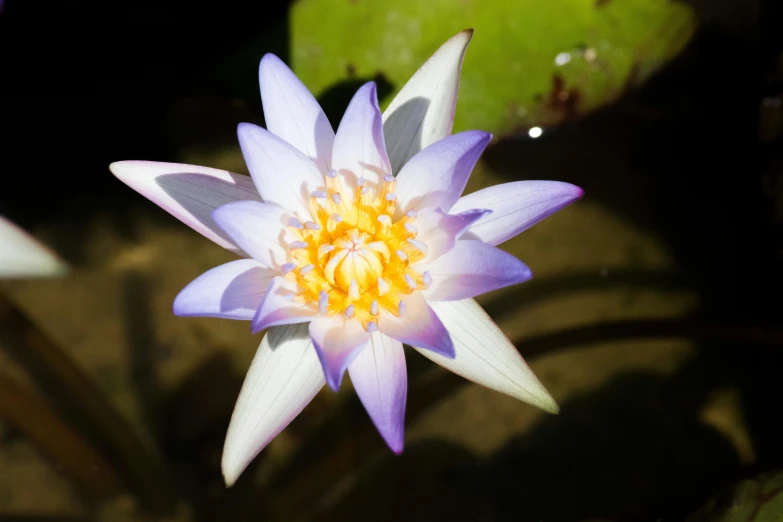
[
  {"x1": 221, "y1": 458, "x2": 242, "y2": 488},
  {"x1": 108, "y1": 160, "x2": 137, "y2": 181},
  {"x1": 326, "y1": 375, "x2": 342, "y2": 391},
  {"x1": 258, "y1": 52, "x2": 284, "y2": 71},
  {"x1": 250, "y1": 314, "x2": 268, "y2": 334},
  {"x1": 108, "y1": 161, "x2": 123, "y2": 176},
  {"x1": 540, "y1": 396, "x2": 561, "y2": 415},
  {"x1": 236, "y1": 121, "x2": 259, "y2": 137}
]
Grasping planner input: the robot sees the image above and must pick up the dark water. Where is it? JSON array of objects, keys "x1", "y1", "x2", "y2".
[{"x1": 1, "y1": 0, "x2": 782, "y2": 520}]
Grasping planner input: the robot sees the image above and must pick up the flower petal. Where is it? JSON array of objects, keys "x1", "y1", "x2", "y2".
[
  {"x1": 0, "y1": 217, "x2": 68, "y2": 278},
  {"x1": 309, "y1": 315, "x2": 370, "y2": 391},
  {"x1": 222, "y1": 323, "x2": 325, "y2": 486},
  {"x1": 423, "y1": 240, "x2": 532, "y2": 302},
  {"x1": 331, "y1": 82, "x2": 392, "y2": 195},
  {"x1": 379, "y1": 292, "x2": 453, "y2": 358},
  {"x1": 211, "y1": 200, "x2": 294, "y2": 269},
  {"x1": 173, "y1": 259, "x2": 276, "y2": 320},
  {"x1": 251, "y1": 276, "x2": 317, "y2": 333},
  {"x1": 450, "y1": 180, "x2": 583, "y2": 246},
  {"x1": 110, "y1": 161, "x2": 262, "y2": 254},
  {"x1": 237, "y1": 123, "x2": 326, "y2": 218},
  {"x1": 258, "y1": 53, "x2": 335, "y2": 173},
  {"x1": 396, "y1": 131, "x2": 491, "y2": 216},
  {"x1": 413, "y1": 208, "x2": 490, "y2": 263},
  {"x1": 348, "y1": 332, "x2": 407, "y2": 453},
  {"x1": 420, "y1": 299, "x2": 559, "y2": 413},
  {"x1": 382, "y1": 30, "x2": 473, "y2": 173}
]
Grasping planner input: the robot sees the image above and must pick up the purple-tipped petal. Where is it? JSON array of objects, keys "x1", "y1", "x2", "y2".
[
  {"x1": 396, "y1": 131, "x2": 491, "y2": 216},
  {"x1": 419, "y1": 299, "x2": 559, "y2": 413},
  {"x1": 379, "y1": 292, "x2": 453, "y2": 358},
  {"x1": 212, "y1": 201, "x2": 294, "y2": 269},
  {"x1": 348, "y1": 332, "x2": 407, "y2": 453},
  {"x1": 413, "y1": 208, "x2": 490, "y2": 264},
  {"x1": 332, "y1": 82, "x2": 392, "y2": 193},
  {"x1": 383, "y1": 30, "x2": 473, "y2": 173},
  {"x1": 423, "y1": 240, "x2": 532, "y2": 302},
  {"x1": 251, "y1": 276, "x2": 317, "y2": 333},
  {"x1": 174, "y1": 259, "x2": 276, "y2": 320},
  {"x1": 309, "y1": 316, "x2": 370, "y2": 391},
  {"x1": 238, "y1": 123, "x2": 326, "y2": 218},
  {"x1": 0, "y1": 217, "x2": 68, "y2": 279},
  {"x1": 450, "y1": 180, "x2": 583, "y2": 246},
  {"x1": 110, "y1": 161, "x2": 262, "y2": 254},
  {"x1": 222, "y1": 323, "x2": 325, "y2": 486},
  {"x1": 258, "y1": 54, "x2": 335, "y2": 173}
]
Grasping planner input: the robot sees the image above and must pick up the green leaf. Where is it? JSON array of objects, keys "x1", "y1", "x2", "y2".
[
  {"x1": 688, "y1": 471, "x2": 783, "y2": 522},
  {"x1": 292, "y1": 0, "x2": 695, "y2": 135}
]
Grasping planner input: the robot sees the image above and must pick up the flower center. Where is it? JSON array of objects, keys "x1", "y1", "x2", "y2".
[{"x1": 283, "y1": 170, "x2": 430, "y2": 330}]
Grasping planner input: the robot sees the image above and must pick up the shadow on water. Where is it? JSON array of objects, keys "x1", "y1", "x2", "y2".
[
  {"x1": 310, "y1": 366, "x2": 742, "y2": 521},
  {"x1": 482, "y1": 23, "x2": 783, "y2": 469}
]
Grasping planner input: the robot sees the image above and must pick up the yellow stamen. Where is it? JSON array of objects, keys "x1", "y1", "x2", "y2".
[{"x1": 285, "y1": 171, "x2": 428, "y2": 329}]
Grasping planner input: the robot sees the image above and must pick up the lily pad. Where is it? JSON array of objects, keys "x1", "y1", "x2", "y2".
[
  {"x1": 291, "y1": 0, "x2": 696, "y2": 135},
  {"x1": 688, "y1": 471, "x2": 783, "y2": 522}
]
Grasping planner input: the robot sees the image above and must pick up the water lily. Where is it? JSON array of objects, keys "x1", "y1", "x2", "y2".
[
  {"x1": 110, "y1": 30, "x2": 583, "y2": 485},
  {"x1": 0, "y1": 216, "x2": 68, "y2": 278}
]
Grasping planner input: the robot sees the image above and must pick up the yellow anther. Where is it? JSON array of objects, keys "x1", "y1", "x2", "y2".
[{"x1": 285, "y1": 172, "x2": 429, "y2": 328}]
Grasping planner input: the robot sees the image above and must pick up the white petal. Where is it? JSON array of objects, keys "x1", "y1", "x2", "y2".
[
  {"x1": 212, "y1": 201, "x2": 295, "y2": 270},
  {"x1": 0, "y1": 217, "x2": 68, "y2": 278},
  {"x1": 413, "y1": 208, "x2": 488, "y2": 264},
  {"x1": 251, "y1": 276, "x2": 317, "y2": 333},
  {"x1": 173, "y1": 259, "x2": 276, "y2": 320},
  {"x1": 451, "y1": 180, "x2": 583, "y2": 246},
  {"x1": 418, "y1": 299, "x2": 559, "y2": 413},
  {"x1": 309, "y1": 315, "x2": 370, "y2": 390},
  {"x1": 422, "y1": 240, "x2": 532, "y2": 302},
  {"x1": 379, "y1": 292, "x2": 453, "y2": 358},
  {"x1": 237, "y1": 123, "x2": 326, "y2": 219},
  {"x1": 222, "y1": 323, "x2": 325, "y2": 486},
  {"x1": 395, "y1": 131, "x2": 491, "y2": 216},
  {"x1": 331, "y1": 82, "x2": 391, "y2": 194},
  {"x1": 110, "y1": 160, "x2": 261, "y2": 254},
  {"x1": 382, "y1": 30, "x2": 473, "y2": 174},
  {"x1": 348, "y1": 332, "x2": 407, "y2": 453},
  {"x1": 258, "y1": 54, "x2": 335, "y2": 173}
]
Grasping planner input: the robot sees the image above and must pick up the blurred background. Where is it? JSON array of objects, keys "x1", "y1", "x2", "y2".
[{"x1": 1, "y1": 0, "x2": 783, "y2": 520}]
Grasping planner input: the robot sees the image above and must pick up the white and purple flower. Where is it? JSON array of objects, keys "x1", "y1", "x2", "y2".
[
  {"x1": 0, "y1": 216, "x2": 68, "y2": 278},
  {"x1": 110, "y1": 30, "x2": 583, "y2": 485}
]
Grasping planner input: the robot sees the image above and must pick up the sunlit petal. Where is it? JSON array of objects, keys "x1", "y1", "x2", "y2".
[
  {"x1": 212, "y1": 200, "x2": 294, "y2": 269},
  {"x1": 110, "y1": 160, "x2": 261, "y2": 254},
  {"x1": 222, "y1": 323, "x2": 325, "y2": 486},
  {"x1": 309, "y1": 315, "x2": 370, "y2": 390},
  {"x1": 451, "y1": 180, "x2": 583, "y2": 246},
  {"x1": 258, "y1": 54, "x2": 335, "y2": 173},
  {"x1": 383, "y1": 30, "x2": 473, "y2": 173},
  {"x1": 418, "y1": 299, "x2": 559, "y2": 413},
  {"x1": 332, "y1": 82, "x2": 392, "y2": 193},
  {"x1": 349, "y1": 332, "x2": 407, "y2": 453},
  {"x1": 396, "y1": 130, "x2": 491, "y2": 216},
  {"x1": 238, "y1": 123, "x2": 326, "y2": 218},
  {"x1": 174, "y1": 259, "x2": 276, "y2": 320},
  {"x1": 0, "y1": 217, "x2": 67, "y2": 278}
]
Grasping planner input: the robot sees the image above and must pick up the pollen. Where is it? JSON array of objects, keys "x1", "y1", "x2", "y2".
[{"x1": 283, "y1": 172, "x2": 428, "y2": 330}]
